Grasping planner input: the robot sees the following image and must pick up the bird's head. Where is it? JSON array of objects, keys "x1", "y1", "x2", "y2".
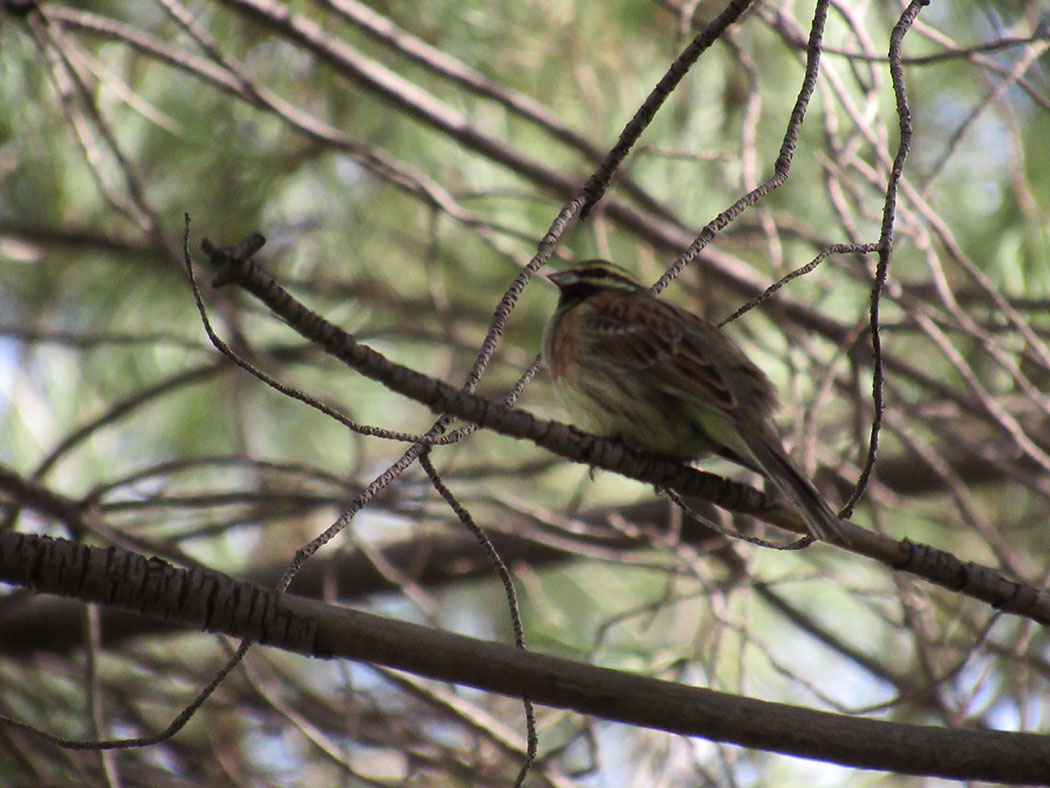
[{"x1": 547, "y1": 260, "x2": 645, "y2": 302}]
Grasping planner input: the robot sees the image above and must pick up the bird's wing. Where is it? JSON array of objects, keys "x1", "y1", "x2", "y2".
[{"x1": 583, "y1": 294, "x2": 739, "y2": 413}]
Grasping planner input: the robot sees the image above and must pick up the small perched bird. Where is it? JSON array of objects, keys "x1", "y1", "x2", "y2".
[{"x1": 542, "y1": 260, "x2": 845, "y2": 544}]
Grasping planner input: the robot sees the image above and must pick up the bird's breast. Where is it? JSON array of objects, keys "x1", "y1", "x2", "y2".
[{"x1": 543, "y1": 307, "x2": 583, "y2": 382}]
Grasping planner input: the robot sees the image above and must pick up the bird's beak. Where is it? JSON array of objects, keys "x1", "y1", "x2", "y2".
[{"x1": 546, "y1": 270, "x2": 576, "y2": 289}]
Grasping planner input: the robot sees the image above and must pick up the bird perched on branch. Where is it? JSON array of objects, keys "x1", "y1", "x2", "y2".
[{"x1": 541, "y1": 259, "x2": 845, "y2": 544}]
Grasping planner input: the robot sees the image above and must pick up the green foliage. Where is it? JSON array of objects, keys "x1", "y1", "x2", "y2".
[{"x1": 2, "y1": 1, "x2": 1049, "y2": 785}]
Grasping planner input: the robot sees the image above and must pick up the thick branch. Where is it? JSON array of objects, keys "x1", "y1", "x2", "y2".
[
  {"x1": 0, "y1": 530, "x2": 314, "y2": 654},
  {"x1": 1, "y1": 531, "x2": 1048, "y2": 783}
]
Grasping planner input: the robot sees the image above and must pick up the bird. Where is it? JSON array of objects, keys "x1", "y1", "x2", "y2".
[{"x1": 541, "y1": 259, "x2": 845, "y2": 544}]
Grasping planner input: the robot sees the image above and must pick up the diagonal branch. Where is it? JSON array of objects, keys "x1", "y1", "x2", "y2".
[
  {"x1": 2, "y1": 530, "x2": 1049, "y2": 783},
  {"x1": 193, "y1": 233, "x2": 1050, "y2": 625}
]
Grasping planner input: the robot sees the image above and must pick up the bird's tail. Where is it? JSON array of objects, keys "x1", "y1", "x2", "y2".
[{"x1": 745, "y1": 433, "x2": 847, "y2": 544}]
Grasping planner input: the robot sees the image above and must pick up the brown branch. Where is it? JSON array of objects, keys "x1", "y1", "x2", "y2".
[
  {"x1": 844, "y1": 0, "x2": 925, "y2": 513},
  {"x1": 196, "y1": 235, "x2": 786, "y2": 525},
  {"x1": 193, "y1": 233, "x2": 1050, "y2": 625},
  {"x1": 317, "y1": 0, "x2": 679, "y2": 226},
  {"x1": 577, "y1": 0, "x2": 755, "y2": 217},
  {"x1": 0, "y1": 485, "x2": 1018, "y2": 724},
  {"x1": 0, "y1": 531, "x2": 314, "y2": 653},
  {"x1": 658, "y1": 0, "x2": 832, "y2": 291},
  {"x1": 2, "y1": 530, "x2": 1049, "y2": 783}
]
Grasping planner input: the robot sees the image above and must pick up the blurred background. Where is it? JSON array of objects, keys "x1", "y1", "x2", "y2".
[{"x1": 2, "y1": 0, "x2": 1049, "y2": 785}]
